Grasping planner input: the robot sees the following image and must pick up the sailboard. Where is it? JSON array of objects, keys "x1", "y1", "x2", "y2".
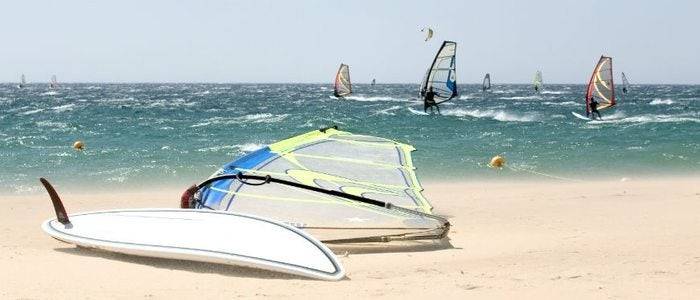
[
  {"x1": 333, "y1": 64, "x2": 351, "y2": 97},
  {"x1": 419, "y1": 41, "x2": 458, "y2": 104},
  {"x1": 186, "y1": 127, "x2": 450, "y2": 244},
  {"x1": 533, "y1": 71, "x2": 543, "y2": 92},
  {"x1": 18, "y1": 74, "x2": 26, "y2": 88},
  {"x1": 584, "y1": 56, "x2": 616, "y2": 115},
  {"x1": 482, "y1": 73, "x2": 491, "y2": 91},
  {"x1": 49, "y1": 75, "x2": 58, "y2": 89},
  {"x1": 39, "y1": 178, "x2": 344, "y2": 281},
  {"x1": 421, "y1": 27, "x2": 433, "y2": 42},
  {"x1": 621, "y1": 72, "x2": 630, "y2": 94}
]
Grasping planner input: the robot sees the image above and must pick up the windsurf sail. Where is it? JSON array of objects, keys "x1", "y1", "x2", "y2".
[
  {"x1": 533, "y1": 71, "x2": 543, "y2": 92},
  {"x1": 621, "y1": 72, "x2": 630, "y2": 94},
  {"x1": 49, "y1": 75, "x2": 58, "y2": 89},
  {"x1": 19, "y1": 74, "x2": 26, "y2": 88},
  {"x1": 371, "y1": 78, "x2": 376, "y2": 86},
  {"x1": 585, "y1": 56, "x2": 616, "y2": 114},
  {"x1": 421, "y1": 27, "x2": 433, "y2": 42},
  {"x1": 419, "y1": 41, "x2": 458, "y2": 104},
  {"x1": 333, "y1": 64, "x2": 351, "y2": 97},
  {"x1": 482, "y1": 73, "x2": 491, "y2": 91},
  {"x1": 189, "y1": 127, "x2": 449, "y2": 244}
]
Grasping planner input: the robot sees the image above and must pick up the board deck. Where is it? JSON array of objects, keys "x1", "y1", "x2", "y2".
[
  {"x1": 42, "y1": 209, "x2": 345, "y2": 281},
  {"x1": 571, "y1": 111, "x2": 591, "y2": 120}
]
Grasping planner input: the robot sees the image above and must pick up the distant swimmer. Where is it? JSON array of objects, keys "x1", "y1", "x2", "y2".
[
  {"x1": 424, "y1": 87, "x2": 440, "y2": 114},
  {"x1": 588, "y1": 97, "x2": 602, "y2": 120}
]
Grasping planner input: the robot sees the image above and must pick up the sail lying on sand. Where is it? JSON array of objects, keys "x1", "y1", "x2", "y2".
[
  {"x1": 419, "y1": 41, "x2": 458, "y2": 104},
  {"x1": 621, "y1": 72, "x2": 630, "y2": 94},
  {"x1": 482, "y1": 73, "x2": 491, "y2": 91},
  {"x1": 533, "y1": 71, "x2": 543, "y2": 92},
  {"x1": 333, "y1": 64, "x2": 351, "y2": 97},
  {"x1": 189, "y1": 127, "x2": 449, "y2": 244},
  {"x1": 585, "y1": 56, "x2": 616, "y2": 114}
]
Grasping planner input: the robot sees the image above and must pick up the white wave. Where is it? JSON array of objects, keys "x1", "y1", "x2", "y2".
[
  {"x1": 52, "y1": 103, "x2": 75, "y2": 112},
  {"x1": 541, "y1": 90, "x2": 569, "y2": 95},
  {"x1": 371, "y1": 105, "x2": 402, "y2": 116},
  {"x1": 20, "y1": 108, "x2": 44, "y2": 115},
  {"x1": 589, "y1": 113, "x2": 699, "y2": 124},
  {"x1": 343, "y1": 95, "x2": 410, "y2": 102},
  {"x1": 36, "y1": 121, "x2": 68, "y2": 129},
  {"x1": 235, "y1": 113, "x2": 289, "y2": 123},
  {"x1": 196, "y1": 143, "x2": 265, "y2": 153},
  {"x1": 499, "y1": 95, "x2": 541, "y2": 100},
  {"x1": 239, "y1": 143, "x2": 265, "y2": 152},
  {"x1": 543, "y1": 101, "x2": 578, "y2": 106},
  {"x1": 442, "y1": 108, "x2": 536, "y2": 122},
  {"x1": 41, "y1": 91, "x2": 59, "y2": 96},
  {"x1": 649, "y1": 98, "x2": 674, "y2": 105},
  {"x1": 458, "y1": 94, "x2": 479, "y2": 100}
]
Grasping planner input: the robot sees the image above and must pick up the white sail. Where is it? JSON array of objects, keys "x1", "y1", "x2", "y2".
[
  {"x1": 421, "y1": 27, "x2": 433, "y2": 42},
  {"x1": 333, "y1": 64, "x2": 351, "y2": 97},
  {"x1": 533, "y1": 71, "x2": 543, "y2": 92},
  {"x1": 49, "y1": 75, "x2": 58, "y2": 89},
  {"x1": 419, "y1": 41, "x2": 458, "y2": 103}
]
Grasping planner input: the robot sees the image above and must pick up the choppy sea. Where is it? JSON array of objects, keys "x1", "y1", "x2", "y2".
[{"x1": 1, "y1": 83, "x2": 698, "y2": 193}]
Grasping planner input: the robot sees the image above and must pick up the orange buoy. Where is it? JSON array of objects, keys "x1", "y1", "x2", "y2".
[
  {"x1": 73, "y1": 140, "x2": 84, "y2": 151},
  {"x1": 489, "y1": 155, "x2": 505, "y2": 168}
]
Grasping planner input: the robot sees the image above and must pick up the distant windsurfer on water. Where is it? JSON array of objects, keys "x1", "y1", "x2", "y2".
[
  {"x1": 424, "y1": 87, "x2": 440, "y2": 113},
  {"x1": 534, "y1": 85, "x2": 539, "y2": 92},
  {"x1": 588, "y1": 97, "x2": 602, "y2": 120}
]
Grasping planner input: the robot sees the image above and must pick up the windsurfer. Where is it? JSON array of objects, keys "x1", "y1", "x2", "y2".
[
  {"x1": 588, "y1": 97, "x2": 602, "y2": 120},
  {"x1": 424, "y1": 87, "x2": 440, "y2": 113}
]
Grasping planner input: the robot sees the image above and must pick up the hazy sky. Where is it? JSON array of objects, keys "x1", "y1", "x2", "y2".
[{"x1": 1, "y1": 0, "x2": 698, "y2": 84}]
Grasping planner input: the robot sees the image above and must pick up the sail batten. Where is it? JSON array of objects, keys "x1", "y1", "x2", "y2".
[
  {"x1": 419, "y1": 41, "x2": 458, "y2": 104},
  {"x1": 585, "y1": 56, "x2": 616, "y2": 113},
  {"x1": 333, "y1": 64, "x2": 351, "y2": 97}
]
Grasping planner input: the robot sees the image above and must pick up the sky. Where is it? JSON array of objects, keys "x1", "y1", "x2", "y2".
[{"x1": 1, "y1": 0, "x2": 698, "y2": 84}]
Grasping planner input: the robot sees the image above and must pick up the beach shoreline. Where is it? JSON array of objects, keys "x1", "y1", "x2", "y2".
[{"x1": 3, "y1": 177, "x2": 699, "y2": 299}]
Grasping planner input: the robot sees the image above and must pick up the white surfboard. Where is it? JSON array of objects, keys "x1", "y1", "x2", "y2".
[
  {"x1": 571, "y1": 111, "x2": 591, "y2": 121},
  {"x1": 408, "y1": 107, "x2": 429, "y2": 115},
  {"x1": 39, "y1": 179, "x2": 344, "y2": 281}
]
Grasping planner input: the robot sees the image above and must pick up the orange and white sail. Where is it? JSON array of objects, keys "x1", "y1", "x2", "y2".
[{"x1": 585, "y1": 56, "x2": 616, "y2": 114}]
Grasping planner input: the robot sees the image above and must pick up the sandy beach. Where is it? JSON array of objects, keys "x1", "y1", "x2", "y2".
[{"x1": 2, "y1": 176, "x2": 699, "y2": 299}]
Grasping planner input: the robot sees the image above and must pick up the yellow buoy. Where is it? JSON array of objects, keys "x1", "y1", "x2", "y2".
[
  {"x1": 489, "y1": 155, "x2": 505, "y2": 168},
  {"x1": 73, "y1": 140, "x2": 84, "y2": 151}
]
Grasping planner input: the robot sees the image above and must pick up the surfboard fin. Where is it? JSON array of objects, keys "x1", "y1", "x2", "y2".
[{"x1": 39, "y1": 178, "x2": 70, "y2": 224}]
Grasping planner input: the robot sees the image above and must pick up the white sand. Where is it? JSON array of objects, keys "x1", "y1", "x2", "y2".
[{"x1": 2, "y1": 177, "x2": 699, "y2": 299}]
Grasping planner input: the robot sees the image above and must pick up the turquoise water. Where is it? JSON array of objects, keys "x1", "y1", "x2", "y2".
[{"x1": 1, "y1": 83, "x2": 698, "y2": 193}]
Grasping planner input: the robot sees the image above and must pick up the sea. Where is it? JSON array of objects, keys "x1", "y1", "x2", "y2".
[{"x1": 1, "y1": 83, "x2": 698, "y2": 194}]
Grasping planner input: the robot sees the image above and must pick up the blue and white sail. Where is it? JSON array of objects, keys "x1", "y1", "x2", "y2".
[{"x1": 419, "y1": 41, "x2": 458, "y2": 103}]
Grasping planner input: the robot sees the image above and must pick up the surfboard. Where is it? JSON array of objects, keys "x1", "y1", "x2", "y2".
[
  {"x1": 408, "y1": 107, "x2": 429, "y2": 115},
  {"x1": 39, "y1": 179, "x2": 344, "y2": 281},
  {"x1": 571, "y1": 111, "x2": 591, "y2": 121}
]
